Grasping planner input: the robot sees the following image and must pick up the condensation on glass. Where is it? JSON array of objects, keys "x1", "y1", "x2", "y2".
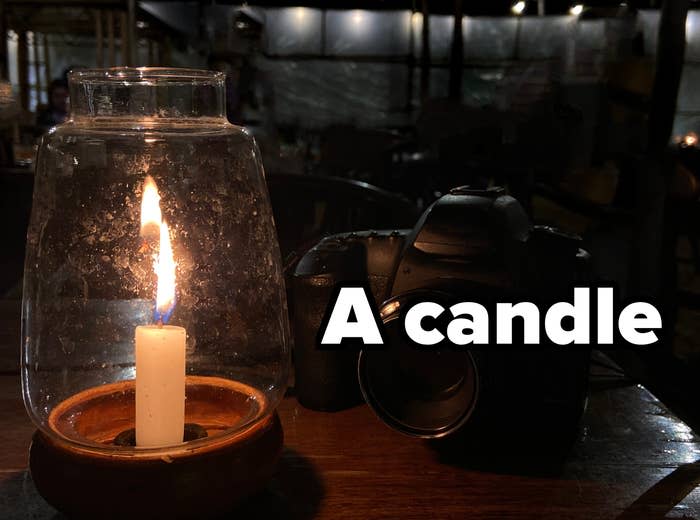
[{"x1": 22, "y1": 68, "x2": 290, "y2": 450}]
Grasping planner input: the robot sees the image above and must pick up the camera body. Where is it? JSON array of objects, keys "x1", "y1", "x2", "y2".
[{"x1": 292, "y1": 187, "x2": 591, "y2": 437}]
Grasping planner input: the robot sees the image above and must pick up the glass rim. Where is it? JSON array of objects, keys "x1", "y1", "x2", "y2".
[{"x1": 68, "y1": 67, "x2": 225, "y2": 85}]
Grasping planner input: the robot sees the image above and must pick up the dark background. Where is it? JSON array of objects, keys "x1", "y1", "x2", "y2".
[{"x1": 1, "y1": 0, "x2": 700, "y2": 436}]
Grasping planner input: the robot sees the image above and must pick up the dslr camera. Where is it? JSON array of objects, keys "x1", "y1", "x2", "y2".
[{"x1": 291, "y1": 186, "x2": 591, "y2": 438}]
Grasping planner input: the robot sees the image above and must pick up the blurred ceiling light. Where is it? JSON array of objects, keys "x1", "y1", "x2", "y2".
[
  {"x1": 686, "y1": 13, "x2": 696, "y2": 38},
  {"x1": 683, "y1": 132, "x2": 698, "y2": 147},
  {"x1": 136, "y1": 21, "x2": 148, "y2": 29},
  {"x1": 293, "y1": 7, "x2": 307, "y2": 24},
  {"x1": 569, "y1": 4, "x2": 584, "y2": 16},
  {"x1": 290, "y1": 6, "x2": 312, "y2": 31},
  {"x1": 347, "y1": 9, "x2": 368, "y2": 36},
  {"x1": 411, "y1": 12, "x2": 423, "y2": 31},
  {"x1": 511, "y1": 1, "x2": 526, "y2": 15},
  {"x1": 351, "y1": 9, "x2": 364, "y2": 26}
]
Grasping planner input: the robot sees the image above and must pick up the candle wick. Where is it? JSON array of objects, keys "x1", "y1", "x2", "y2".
[{"x1": 157, "y1": 319, "x2": 164, "y2": 328}]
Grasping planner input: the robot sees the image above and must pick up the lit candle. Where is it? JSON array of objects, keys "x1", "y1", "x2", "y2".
[{"x1": 135, "y1": 178, "x2": 186, "y2": 447}]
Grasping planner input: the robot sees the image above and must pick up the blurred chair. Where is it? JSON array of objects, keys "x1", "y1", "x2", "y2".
[
  {"x1": 266, "y1": 173, "x2": 420, "y2": 271},
  {"x1": 318, "y1": 125, "x2": 399, "y2": 185}
]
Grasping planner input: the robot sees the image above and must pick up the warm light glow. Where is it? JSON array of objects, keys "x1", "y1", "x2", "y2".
[
  {"x1": 140, "y1": 175, "x2": 162, "y2": 239},
  {"x1": 139, "y1": 174, "x2": 177, "y2": 321},
  {"x1": 411, "y1": 12, "x2": 423, "y2": 32},
  {"x1": 289, "y1": 7, "x2": 314, "y2": 32},
  {"x1": 293, "y1": 6, "x2": 307, "y2": 23},
  {"x1": 380, "y1": 300, "x2": 401, "y2": 319},
  {"x1": 346, "y1": 9, "x2": 371, "y2": 37},
  {"x1": 511, "y1": 1, "x2": 526, "y2": 15},
  {"x1": 351, "y1": 10, "x2": 364, "y2": 26},
  {"x1": 156, "y1": 220, "x2": 176, "y2": 319},
  {"x1": 569, "y1": 4, "x2": 584, "y2": 16},
  {"x1": 683, "y1": 132, "x2": 698, "y2": 147}
]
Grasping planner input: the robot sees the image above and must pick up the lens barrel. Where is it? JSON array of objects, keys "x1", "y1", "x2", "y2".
[{"x1": 358, "y1": 293, "x2": 480, "y2": 438}]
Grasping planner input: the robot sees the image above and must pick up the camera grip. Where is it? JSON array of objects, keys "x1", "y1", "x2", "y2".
[{"x1": 292, "y1": 240, "x2": 366, "y2": 411}]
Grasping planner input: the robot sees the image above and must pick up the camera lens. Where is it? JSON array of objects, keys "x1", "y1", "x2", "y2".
[{"x1": 358, "y1": 293, "x2": 479, "y2": 438}]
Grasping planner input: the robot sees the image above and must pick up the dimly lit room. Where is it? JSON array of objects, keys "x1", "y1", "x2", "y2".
[{"x1": 1, "y1": 0, "x2": 700, "y2": 518}]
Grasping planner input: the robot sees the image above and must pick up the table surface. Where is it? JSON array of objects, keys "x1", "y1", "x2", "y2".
[{"x1": 1, "y1": 299, "x2": 700, "y2": 519}]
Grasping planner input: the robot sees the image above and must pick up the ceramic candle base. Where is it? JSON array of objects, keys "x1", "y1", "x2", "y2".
[{"x1": 29, "y1": 376, "x2": 283, "y2": 520}]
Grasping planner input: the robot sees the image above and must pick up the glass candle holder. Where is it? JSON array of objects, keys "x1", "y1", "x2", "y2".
[{"x1": 22, "y1": 68, "x2": 290, "y2": 517}]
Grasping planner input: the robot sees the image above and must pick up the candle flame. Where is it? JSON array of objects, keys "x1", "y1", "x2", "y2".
[
  {"x1": 139, "y1": 175, "x2": 177, "y2": 323},
  {"x1": 155, "y1": 220, "x2": 176, "y2": 323},
  {"x1": 140, "y1": 175, "x2": 162, "y2": 239}
]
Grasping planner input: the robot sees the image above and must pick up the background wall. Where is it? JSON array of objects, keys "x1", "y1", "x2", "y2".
[{"x1": 8, "y1": 7, "x2": 700, "y2": 150}]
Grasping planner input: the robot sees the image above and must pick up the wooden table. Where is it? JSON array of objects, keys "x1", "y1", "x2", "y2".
[{"x1": 1, "y1": 299, "x2": 700, "y2": 519}]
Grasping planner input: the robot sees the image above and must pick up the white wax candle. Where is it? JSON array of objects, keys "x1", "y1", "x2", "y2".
[{"x1": 135, "y1": 325, "x2": 186, "y2": 447}]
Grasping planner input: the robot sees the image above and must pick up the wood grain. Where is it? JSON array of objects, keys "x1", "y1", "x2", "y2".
[{"x1": 1, "y1": 297, "x2": 700, "y2": 518}]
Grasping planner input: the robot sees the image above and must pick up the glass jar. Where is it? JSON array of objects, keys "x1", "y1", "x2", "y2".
[{"x1": 22, "y1": 68, "x2": 290, "y2": 452}]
